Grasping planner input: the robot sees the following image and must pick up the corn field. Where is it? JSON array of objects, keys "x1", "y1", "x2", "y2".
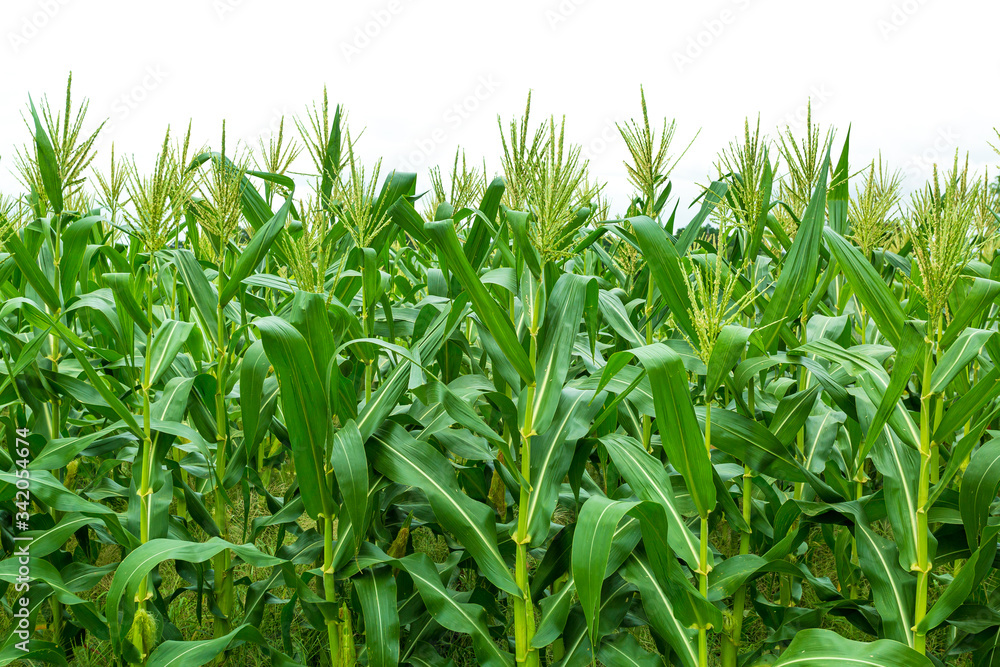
[{"x1": 2, "y1": 78, "x2": 1000, "y2": 667}]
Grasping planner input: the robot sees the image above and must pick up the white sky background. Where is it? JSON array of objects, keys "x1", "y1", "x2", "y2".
[{"x1": 1, "y1": 0, "x2": 998, "y2": 227}]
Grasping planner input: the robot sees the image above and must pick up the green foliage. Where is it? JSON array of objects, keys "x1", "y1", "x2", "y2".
[{"x1": 2, "y1": 78, "x2": 1000, "y2": 667}]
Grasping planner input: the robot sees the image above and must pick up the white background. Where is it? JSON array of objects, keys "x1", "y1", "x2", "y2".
[{"x1": 1, "y1": 0, "x2": 998, "y2": 223}]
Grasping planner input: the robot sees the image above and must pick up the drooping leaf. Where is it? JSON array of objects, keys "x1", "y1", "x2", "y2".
[
  {"x1": 255, "y1": 315, "x2": 332, "y2": 521},
  {"x1": 772, "y1": 629, "x2": 932, "y2": 666}
]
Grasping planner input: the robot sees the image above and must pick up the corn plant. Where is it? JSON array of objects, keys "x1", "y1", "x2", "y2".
[{"x1": 2, "y1": 77, "x2": 1000, "y2": 667}]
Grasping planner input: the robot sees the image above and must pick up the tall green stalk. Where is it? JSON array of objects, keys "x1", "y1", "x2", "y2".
[
  {"x1": 723, "y1": 379, "x2": 754, "y2": 667},
  {"x1": 213, "y1": 264, "x2": 233, "y2": 638},
  {"x1": 49, "y1": 213, "x2": 64, "y2": 651},
  {"x1": 513, "y1": 274, "x2": 541, "y2": 667},
  {"x1": 913, "y1": 337, "x2": 936, "y2": 654},
  {"x1": 794, "y1": 302, "x2": 809, "y2": 501},
  {"x1": 642, "y1": 273, "x2": 654, "y2": 451},
  {"x1": 137, "y1": 258, "x2": 156, "y2": 634},
  {"x1": 698, "y1": 401, "x2": 713, "y2": 667},
  {"x1": 324, "y1": 515, "x2": 343, "y2": 667}
]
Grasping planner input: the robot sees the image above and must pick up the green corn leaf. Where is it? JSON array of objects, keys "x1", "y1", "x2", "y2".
[
  {"x1": 627, "y1": 344, "x2": 716, "y2": 517},
  {"x1": 531, "y1": 272, "x2": 590, "y2": 436},
  {"x1": 597, "y1": 289, "x2": 645, "y2": 347},
  {"x1": 930, "y1": 328, "x2": 994, "y2": 394},
  {"x1": 55, "y1": 327, "x2": 142, "y2": 437},
  {"x1": 733, "y1": 351, "x2": 855, "y2": 417},
  {"x1": 146, "y1": 624, "x2": 306, "y2": 667},
  {"x1": 676, "y1": 181, "x2": 728, "y2": 256},
  {"x1": 525, "y1": 388, "x2": 602, "y2": 544},
  {"x1": 389, "y1": 197, "x2": 430, "y2": 245},
  {"x1": 508, "y1": 209, "x2": 541, "y2": 278},
  {"x1": 600, "y1": 433, "x2": 700, "y2": 568},
  {"x1": 934, "y1": 366, "x2": 1000, "y2": 443},
  {"x1": 355, "y1": 568, "x2": 399, "y2": 667},
  {"x1": 705, "y1": 324, "x2": 752, "y2": 398},
  {"x1": 0, "y1": 556, "x2": 100, "y2": 609},
  {"x1": 220, "y1": 194, "x2": 291, "y2": 306},
  {"x1": 105, "y1": 273, "x2": 152, "y2": 334},
  {"x1": 827, "y1": 128, "x2": 851, "y2": 235},
  {"x1": 59, "y1": 215, "x2": 100, "y2": 299},
  {"x1": 172, "y1": 248, "x2": 221, "y2": 347},
  {"x1": 621, "y1": 554, "x2": 698, "y2": 667},
  {"x1": 464, "y1": 177, "x2": 505, "y2": 270},
  {"x1": 398, "y1": 553, "x2": 514, "y2": 667},
  {"x1": 696, "y1": 407, "x2": 807, "y2": 483},
  {"x1": 757, "y1": 144, "x2": 830, "y2": 348},
  {"x1": 255, "y1": 315, "x2": 332, "y2": 522},
  {"x1": 824, "y1": 227, "x2": 905, "y2": 346},
  {"x1": 426, "y1": 218, "x2": 533, "y2": 385},
  {"x1": 146, "y1": 319, "x2": 193, "y2": 386},
  {"x1": 960, "y1": 439, "x2": 1000, "y2": 548},
  {"x1": 331, "y1": 420, "x2": 368, "y2": 554},
  {"x1": 862, "y1": 321, "x2": 923, "y2": 460},
  {"x1": 772, "y1": 629, "x2": 932, "y2": 666},
  {"x1": 855, "y1": 522, "x2": 916, "y2": 647},
  {"x1": 746, "y1": 153, "x2": 773, "y2": 260},
  {"x1": 769, "y1": 386, "x2": 820, "y2": 447},
  {"x1": 942, "y1": 277, "x2": 1000, "y2": 347},
  {"x1": 27, "y1": 96, "x2": 62, "y2": 214},
  {"x1": 6, "y1": 325, "x2": 52, "y2": 380},
  {"x1": 630, "y1": 215, "x2": 697, "y2": 342},
  {"x1": 597, "y1": 632, "x2": 663, "y2": 667},
  {"x1": 239, "y1": 340, "x2": 272, "y2": 456},
  {"x1": 915, "y1": 526, "x2": 998, "y2": 634},
  {"x1": 106, "y1": 538, "x2": 284, "y2": 652},
  {"x1": 30, "y1": 429, "x2": 106, "y2": 471},
  {"x1": 2, "y1": 230, "x2": 61, "y2": 311},
  {"x1": 798, "y1": 339, "x2": 919, "y2": 449},
  {"x1": 707, "y1": 554, "x2": 835, "y2": 602},
  {"x1": 531, "y1": 575, "x2": 575, "y2": 649},
  {"x1": 803, "y1": 406, "x2": 846, "y2": 473},
  {"x1": 573, "y1": 496, "x2": 673, "y2": 649},
  {"x1": 0, "y1": 640, "x2": 67, "y2": 666},
  {"x1": 356, "y1": 358, "x2": 412, "y2": 441},
  {"x1": 369, "y1": 423, "x2": 519, "y2": 596}
]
